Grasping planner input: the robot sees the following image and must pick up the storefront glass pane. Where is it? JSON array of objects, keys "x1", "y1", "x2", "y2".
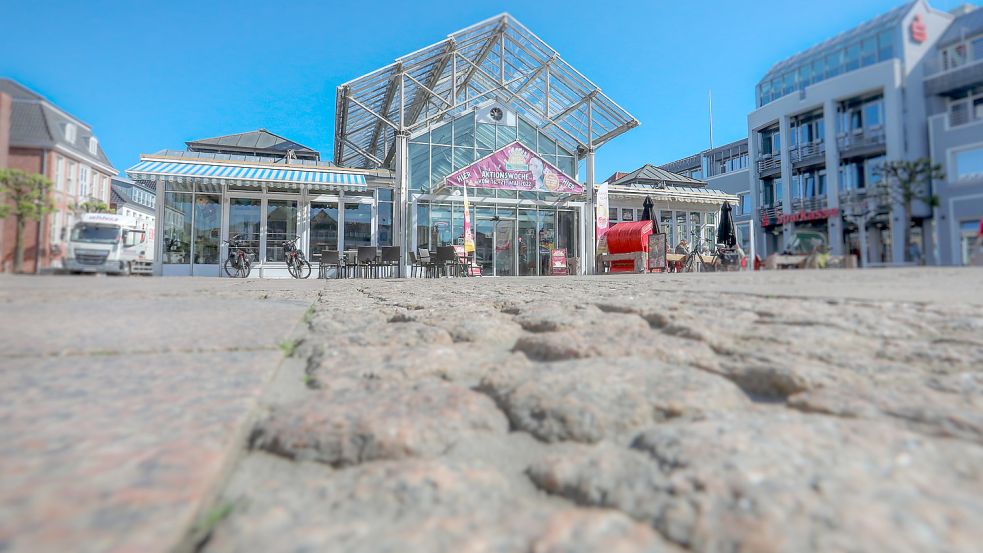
[
  {"x1": 518, "y1": 209, "x2": 538, "y2": 275},
  {"x1": 193, "y1": 194, "x2": 221, "y2": 264},
  {"x1": 453, "y1": 147, "x2": 474, "y2": 170},
  {"x1": 266, "y1": 200, "x2": 298, "y2": 262},
  {"x1": 538, "y1": 132, "x2": 556, "y2": 156},
  {"x1": 430, "y1": 204, "x2": 452, "y2": 247},
  {"x1": 344, "y1": 201, "x2": 372, "y2": 248},
  {"x1": 557, "y1": 210, "x2": 577, "y2": 263},
  {"x1": 378, "y1": 202, "x2": 393, "y2": 246},
  {"x1": 538, "y1": 210, "x2": 555, "y2": 274},
  {"x1": 163, "y1": 192, "x2": 192, "y2": 264},
  {"x1": 310, "y1": 201, "x2": 339, "y2": 254},
  {"x1": 451, "y1": 203, "x2": 463, "y2": 246},
  {"x1": 416, "y1": 203, "x2": 430, "y2": 251},
  {"x1": 675, "y1": 212, "x2": 687, "y2": 249},
  {"x1": 409, "y1": 142, "x2": 429, "y2": 191},
  {"x1": 557, "y1": 156, "x2": 575, "y2": 178},
  {"x1": 229, "y1": 198, "x2": 261, "y2": 263}
]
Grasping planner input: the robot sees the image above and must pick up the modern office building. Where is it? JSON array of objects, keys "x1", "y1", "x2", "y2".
[
  {"x1": 0, "y1": 78, "x2": 116, "y2": 273},
  {"x1": 660, "y1": 138, "x2": 752, "y2": 253},
  {"x1": 602, "y1": 164, "x2": 738, "y2": 253},
  {"x1": 924, "y1": 5, "x2": 983, "y2": 265},
  {"x1": 747, "y1": 0, "x2": 962, "y2": 265}
]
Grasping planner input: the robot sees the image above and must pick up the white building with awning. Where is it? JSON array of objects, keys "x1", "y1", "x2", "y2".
[{"x1": 126, "y1": 129, "x2": 393, "y2": 277}]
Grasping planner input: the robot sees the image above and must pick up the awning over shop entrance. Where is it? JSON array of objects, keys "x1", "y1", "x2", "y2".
[{"x1": 126, "y1": 159, "x2": 367, "y2": 190}]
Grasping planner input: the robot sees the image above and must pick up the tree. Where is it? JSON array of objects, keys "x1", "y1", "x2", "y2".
[
  {"x1": 75, "y1": 200, "x2": 112, "y2": 214},
  {"x1": 875, "y1": 159, "x2": 942, "y2": 263},
  {"x1": 0, "y1": 169, "x2": 55, "y2": 273}
]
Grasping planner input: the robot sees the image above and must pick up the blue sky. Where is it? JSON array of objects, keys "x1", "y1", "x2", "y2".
[{"x1": 0, "y1": 0, "x2": 970, "y2": 180}]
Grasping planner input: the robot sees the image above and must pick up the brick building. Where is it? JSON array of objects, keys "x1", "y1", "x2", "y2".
[{"x1": 0, "y1": 78, "x2": 116, "y2": 272}]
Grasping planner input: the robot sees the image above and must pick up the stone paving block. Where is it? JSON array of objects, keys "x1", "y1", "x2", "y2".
[
  {"x1": 478, "y1": 358, "x2": 750, "y2": 443},
  {"x1": 252, "y1": 381, "x2": 509, "y2": 466},
  {"x1": 0, "y1": 350, "x2": 284, "y2": 553}
]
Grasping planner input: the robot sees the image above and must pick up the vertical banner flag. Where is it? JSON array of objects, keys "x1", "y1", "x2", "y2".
[
  {"x1": 463, "y1": 184, "x2": 475, "y2": 253},
  {"x1": 595, "y1": 180, "x2": 609, "y2": 246}
]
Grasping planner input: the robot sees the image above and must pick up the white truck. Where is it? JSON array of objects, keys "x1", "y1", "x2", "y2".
[{"x1": 65, "y1": 213, "x2": 153, "y2": 275}]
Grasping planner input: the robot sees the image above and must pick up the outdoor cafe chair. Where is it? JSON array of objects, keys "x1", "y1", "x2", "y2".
[
  {"x1": 380, "y1": 246, "x2": 400, "y2": 278},
  {"x1": 416, "y1": 248, "x2": 435, "y2": 278},
  {"x1": 357, "y1": 246, "x2": 380, "y2": 278},
  {"x1": 319, "y1": 249, "x2": 344, "y2": 279},
  {"x1": 343, "y1": 251, "x2": 358, "y2": 278}
]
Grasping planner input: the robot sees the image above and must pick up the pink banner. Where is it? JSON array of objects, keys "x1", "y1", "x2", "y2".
[{"x1": 445, "y1": 142, "x2": 584, "y2": 194}]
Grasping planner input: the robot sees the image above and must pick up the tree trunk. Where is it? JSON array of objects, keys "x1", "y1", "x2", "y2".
[{"x1": 14, "y1": 216, "x2": 25, "y2": 273}]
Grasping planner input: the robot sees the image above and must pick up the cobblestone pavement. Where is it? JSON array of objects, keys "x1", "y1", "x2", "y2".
[
  {"x1": 2, "y1": 269, "x2": 983, "y2": 553},
  {"x1": 0, "y1": 276, "x2": 321, "y2": 553},
  {"x1": 213, "y1": 268, "x2": 983, "y2": 553}
]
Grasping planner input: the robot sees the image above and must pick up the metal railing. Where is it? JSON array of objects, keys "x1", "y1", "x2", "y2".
[
  {"x1": 836, "y1": 128, "x2": 885, "y2": 151},
  {"x1": 791, "y1": 195, "x2": 828, "y2": 212},
  {"x1": 789, "y1": 142, "x2": 825, "y2": 164},
  {"x1": 757, "y1": 155, "x2": 781, "y2": 174},
  {"x1": 758, "y1": 203, "x2": 783, "y2": 223}
]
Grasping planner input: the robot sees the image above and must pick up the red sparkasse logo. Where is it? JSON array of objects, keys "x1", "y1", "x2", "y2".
[{"x1": 910, "y1": 14, "x2": 927, "y2": 43}]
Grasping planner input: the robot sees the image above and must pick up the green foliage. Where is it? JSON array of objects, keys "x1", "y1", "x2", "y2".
[
  {"x1": 0, "y1": 169, "x2": 55, "y2": 272},
  {"x1": 875, "y1": 158, "x2": 943, "y2": 207},
  {"x1": 0, "y1": 169, "x2": 54, "y2": 221},
  {"x1": 278, "y1": 338, "x2": 301, "y2": 357},
  {"x1": 75, "y1": 200, "x2": 113, "y2": 214}
]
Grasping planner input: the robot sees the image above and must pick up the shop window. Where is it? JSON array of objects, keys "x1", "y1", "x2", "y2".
[
  {"x1": 266, "y1": 200, "x2": 297, "y2": 262},
  {"x1": 377, "y1": 201, "x2": 393, "y2": 247},
  {"x1": 162, "y1": 193, "x2": 192, "y2": 264},
  {"x1": 608, "y1": 207, "x2": 618, "y2": 222},
  {"x1": 344, "y1": 200, "x2": 372, "y2": 248},
  {"x1": 430, "y1": 204, "x2": 452, "y2": 247},
  {"x1": 622, "y1": 208, "x2": 634, "y2": 222},
  {"x1": 193, "y1": 195, "x2": 221, "y2": 264},
  {"x1": 415, "y1": 204, "x2": 430, "y2": 250},
  {"x1": 229, "y1": 198, "x2": 261, "y2": 262},
  {"x1": 954, "y1": 146, "x2": 983, "y2": 182}
]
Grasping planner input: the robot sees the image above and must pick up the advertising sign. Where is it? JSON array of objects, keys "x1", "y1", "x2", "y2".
[
  {"x1": 647, "y1": 233, "x2": 667, "y2": 272},
  {"x1": 445, "y1": 142, "x2": 583, "y2": 194},
  {"x1": 550, "y1": 248, "x2": 568, "y2": 275},
  {"x1": 595, "y1": 180, "x2": 609, "y2": 243}
]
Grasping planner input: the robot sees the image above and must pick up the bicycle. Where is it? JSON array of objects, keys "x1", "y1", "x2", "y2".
[
  {"x1": 223, "y1": 234, "x2": 252, "y2": 278},
  {"x1": 283, "y1": 238, "x2": 311, "y2": 279}
]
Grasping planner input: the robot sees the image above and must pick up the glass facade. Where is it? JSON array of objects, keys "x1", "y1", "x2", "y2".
[{"x1": 757, "y1": 28, "x2": 895, "y2": 107}]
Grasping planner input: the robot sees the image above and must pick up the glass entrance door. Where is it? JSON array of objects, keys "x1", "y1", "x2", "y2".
[
  {"x1": 310, "y1": 201, "x2": 339, "y2": 259},
  {"x1": 475, "y1": 218, "x2": 515, "y2": 276},
  {"x1": 228, "y1": 198, "x2": 261, "y2": 265}
]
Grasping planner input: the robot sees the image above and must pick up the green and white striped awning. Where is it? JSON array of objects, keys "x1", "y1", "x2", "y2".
[{"x1": 126, "y1": 159, "x2": 367, "y2": 190}]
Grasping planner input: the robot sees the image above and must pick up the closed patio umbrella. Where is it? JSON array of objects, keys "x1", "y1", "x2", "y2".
[
  {"x1": 716, "y1": 201, "x2": 737, "y2": 247},
  {"x1": 641, "y1": 196, "x2": 659, "y2": 231}
]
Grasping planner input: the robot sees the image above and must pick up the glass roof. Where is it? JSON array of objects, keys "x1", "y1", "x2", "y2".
[{"x1": 334, "y1": 13, "x2": 639, "y2": 169}]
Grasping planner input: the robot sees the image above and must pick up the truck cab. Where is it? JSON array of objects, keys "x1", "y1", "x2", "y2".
[{"x1": 65, "y1": 213, "x2": 151, "y2": 275}]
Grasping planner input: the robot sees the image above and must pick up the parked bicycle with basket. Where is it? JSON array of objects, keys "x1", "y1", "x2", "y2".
[
  {"x1": 223, "y1": 234, "x2": 252, "y2": 278},
  {"x1": 284, "y1": 237, "x2": 311, "y2": 279}
]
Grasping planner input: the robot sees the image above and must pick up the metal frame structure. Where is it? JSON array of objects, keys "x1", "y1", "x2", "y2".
[{"x1": 333, "y1": 13, "x2": 639, "y2": 273}]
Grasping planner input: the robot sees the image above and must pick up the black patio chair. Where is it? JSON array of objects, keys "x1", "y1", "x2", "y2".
[
  {"x1": 319, "y1": 249, "x2": 344, "y2": 279},
  {"x1": 417, "y1": 248, "x2": 435, "y2": 278},
  {"x1": 379, "y1": 246, "x2": 401, "y2": 278},
  {"x1": 357, "y1": 246, "x2": 380, "y2": 278}
]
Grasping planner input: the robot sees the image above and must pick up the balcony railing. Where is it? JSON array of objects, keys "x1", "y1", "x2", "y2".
[
  {"x1": 757, "y1": 155, "x2": 781, "y2": 174},
  {"x1": 758, "y1": 203, "x2": 783, "y2": 224},
  {"x1": 836, "y1": 128, "x2": 885, "y2": 152},
  {"x1": 789, "y1": 142, "x2": 825, "y2": 164},
  {"x1": 791, "y1": 195, "x2": 828, "y2": 212}
]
